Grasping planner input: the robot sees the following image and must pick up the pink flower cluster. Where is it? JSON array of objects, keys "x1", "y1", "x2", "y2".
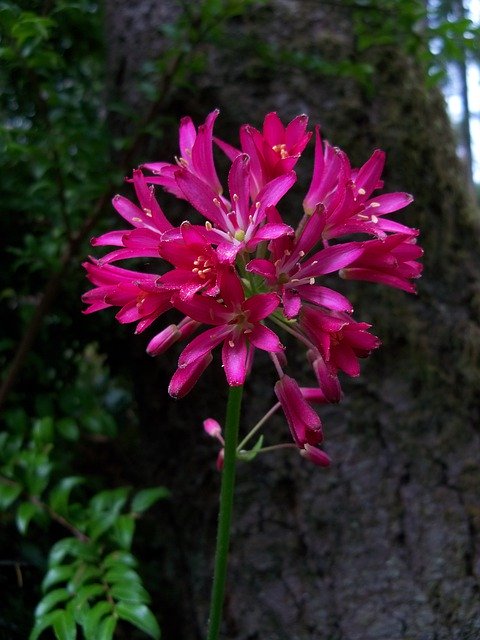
[{"x1": 83, "y1": 111, "x2": 422, "y2": 466}]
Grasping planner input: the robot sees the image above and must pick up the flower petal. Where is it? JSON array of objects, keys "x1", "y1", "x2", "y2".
[
  {"x1": 222, "y1": 334, "x2": 248, "y2": 386},
  {"x1": 248, "y1": 324, "x2": 283, "y2": 352},
  {"x1": 178, "y1": 325, "x2": 232, "y2": 368}
]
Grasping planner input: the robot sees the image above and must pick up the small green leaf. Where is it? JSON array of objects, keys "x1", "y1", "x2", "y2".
[
  {"x1": 90, "y1": 488, "x2": 129, "y2": 515},
  {"x1": 35, "y1": 588, "x2": 70, "y2": 617},
  {"x1": 32, "y1": 416, "x2": 54, "y2": 446},
  {"x1": 102, "y1": 550, "x2": 137, "y2": 569},
  {"x1": 16, "y1": 501, "x2": 38, "y2": 534},
  {"x1": 52, "y1": 608, "x2": 77, "y2": 640},
  {"x1": 131, "y1": 487, "x2": 170, "y2": 513},
  {"x1": 113, "y1": 514, "x2": 135, "y2": 550},
  {"x1": 73, "y1": 583, "x2": 105, "y2": 607},
  {"x1": 49, "y1": 538, "x2": 96, "y2": 565},
  {"x1": 83, "y1": 601, "x2": 112, "y2": 640},
  {"x1": 97, "y1": 614, "x2": 117, "y2": 640},
  {"x1": 103, "y1": 566, "x2": 141, "y2": 585},
  {"x1": 42, "y1": 564, "x2": 76, "y2": 591},
  {"x1": 69, "y1": 563, "x2": 101, "y2": 588},
  {"x1": 29, "y1": 610, "x2": 59, "y2": 640},
  {"x1": 110, "y1": 581, "x2": 150, "y2": 604},
  {"x1": 57, "y1": 418, "x2": 79, "y2": 441},
  {"x1": 0, "y1": 480, "x2": 22, "y2": 508},
  {"x1": 116, "y1": 602, "x2": 160, "y2": 639},
  {"x1": 49, "y1": 477, "x2": 84, "y2": 514}
]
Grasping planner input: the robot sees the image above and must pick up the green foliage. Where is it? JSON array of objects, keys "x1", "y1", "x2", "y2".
[
  {"x1": 0, "y1": 392, "x2": 168, "y2": 638},
  {"x1": 350, "y1": 0, "x2": 480, "y2": 85}
]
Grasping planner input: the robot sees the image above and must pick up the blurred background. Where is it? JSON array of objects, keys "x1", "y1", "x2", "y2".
[{"x1": 1, "y1": 1, "x2": 479, "y2": 638}]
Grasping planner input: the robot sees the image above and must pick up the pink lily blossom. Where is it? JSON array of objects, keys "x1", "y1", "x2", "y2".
[
  {"x1": 82, "y1": 260, "x2": 172, "y2": 333},
  {"x1": 143, "y1": 109, "x2": 223, "y2": 197},
  {"x1": 174, "y1": 153, "x2": 295, "y2": 261},
  {"x1": 172, "y1": 268, "x2": 283, "y2": 387},
  {"x1": 303, "y1": 128, "x2": 415, "y2": 240},
  {"x1": 300, "y1": 306, "x2": 380, "y2": 377},
  {"x1": 340, "y1": 232, "x2": 423, "y2": 293},
  {"x1": 216, "y1": 112, "x2": 311, "y2": 198}
]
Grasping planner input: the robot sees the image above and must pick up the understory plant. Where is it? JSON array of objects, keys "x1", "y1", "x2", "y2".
[{"x1": 83, "y1": 110, "x2": 423, "y2": 638}]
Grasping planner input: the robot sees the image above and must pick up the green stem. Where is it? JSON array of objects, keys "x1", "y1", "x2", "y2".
[{"x1": 207, "y1": 384, "x2": 244, "y2": 640}]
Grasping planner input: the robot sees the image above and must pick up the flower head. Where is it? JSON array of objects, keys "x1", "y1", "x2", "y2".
[{"x1": 83, "y1": 110, "x2": 422, "y2": 466}]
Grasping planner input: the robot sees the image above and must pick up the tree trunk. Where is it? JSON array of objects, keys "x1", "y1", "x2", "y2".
[{"x1": 104, "y1": 2, "x2": 480, "y2": 638}]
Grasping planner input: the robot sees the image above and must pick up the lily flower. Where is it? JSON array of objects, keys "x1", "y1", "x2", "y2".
[
  {"x1": 172, "y1": 268, "x2": 283, "y2": 387},
  {"x1": 143, "y1": 109, "x2": 223, "y2": 197}
]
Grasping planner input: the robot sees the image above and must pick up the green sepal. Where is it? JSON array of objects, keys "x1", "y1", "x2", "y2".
[{"x1": 237, "y1": 435, "x2": 264, "y2": 462}]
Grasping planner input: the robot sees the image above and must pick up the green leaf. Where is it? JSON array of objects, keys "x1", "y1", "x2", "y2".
[
  {"x1": 69, "y1": 563, "x2": 101, "y2": 588},
  {"x1": 35, "y1": 588, "x2": 70, "y2": 617},
  {"x1": 97, "y1": 615, "x2": 117, "y2": 640},
  {"x1": 29, "y1": 610, "x2": 60, "y2": 640},
  {"x1": 42, "y1": 564, "x2": 76, "y2": 591},
  {"x1": 116, "y1": 602, "x2": 160, "y2": 639},
  {"x1": 131, "y1": 487, "x2": 170, "y2": 513},
  {"x1": 49, "y1": 538, "x2": 96, "y2": 565},
  {"x1": 83, "y1": 601, "x2": 112, "y2": 640},
  {"x1": 49, "y1": 477, "x2": 84, "y2": 514},
  {"x1": 110, "y1": 581, "x2": 150, "y2": 604},
  {"x1": 32, "y1": 416, "x2": 54, "y2": 446},
  {"x1": 16, "y1": 501, "x2": 38, "y2": 534},
  {"x1": 53, "y1": 608, "x2": 77, "y2": 640},
  {"x1": 56, "y1": 418, "x2": 79, "y2": 441},
  {"x1": 102, "y1": 550, "x2": 138, "y2": 569},
  {"x1": 0, "y1": 480, "x2": 22, "y2": 508},
  {"x1": 90, "y1": 488, "x2": 129, "y2": 514},
  {"x1": 103, "y1": 566, "x2": 141, "y2": 585},
  {"x1": 112, "y1": 514, "x2": 135, "y2": 550},
  {"x1": 73, "y1": 583, "x2": 105, "y2": 607}
]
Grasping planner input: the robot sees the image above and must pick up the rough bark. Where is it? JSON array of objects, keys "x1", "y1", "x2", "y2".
[{"x1": 104, "y1": 1, "x2": 480, "y2": 638}]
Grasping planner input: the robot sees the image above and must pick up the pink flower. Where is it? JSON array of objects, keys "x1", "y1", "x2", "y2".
[
  {"x1": 217, "y1": 112, "x2": 311, "y2": 198},
  {"x1": 143, "y1": 110, "x2": 223, "y2": 197},
  {"x1": 274, "y1": 375, "x2": 322, "y2": 446},
  {"x1": 303, "y1": 129, "x2": 415, "y2": 241},
  {"x1": 340, "y1": 232, "x2": 423, "y2": 293},
  {"x1": 172, "y1": 268, "x2": 283, "y2": 386},
  {"x1": 82, "y1": 261, "x2": 172, "y2": 333},
  {"x1": 92, "y1": 169, "x2": 172, "y2": 264},
  {"x1": 157, "y1": 222, "x2": 223, "y2": 300},
  {"x1": 247, "y1": 205, "x2": 363, "y2": 318},
  {"x1": 174, "y1": 153, "x2": 295, "y2": 261},
  {"x1": 300, "y1": 306, "x2": 380, "y2": 377}
]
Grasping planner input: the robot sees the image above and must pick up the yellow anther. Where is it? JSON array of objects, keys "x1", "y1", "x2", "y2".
[{"x1": 358, "y1": 188, "x2": 366, "y2": 195}]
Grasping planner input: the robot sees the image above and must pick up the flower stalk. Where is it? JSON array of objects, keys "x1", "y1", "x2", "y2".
[{"x1": 207, "y1": 384, "x2": 243, "y2": 640}]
